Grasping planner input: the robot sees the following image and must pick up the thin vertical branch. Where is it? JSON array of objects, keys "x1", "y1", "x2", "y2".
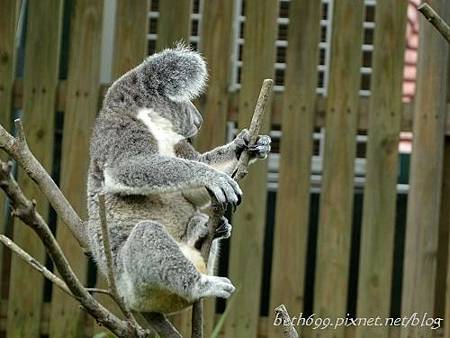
[{"x1": 418, "y1": 3, "x2": 450, "y2": 42}]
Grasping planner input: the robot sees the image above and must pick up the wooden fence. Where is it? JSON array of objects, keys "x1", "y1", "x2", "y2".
[{"x1": 0, "y1": 0, "x2": 449, "y2": 337}]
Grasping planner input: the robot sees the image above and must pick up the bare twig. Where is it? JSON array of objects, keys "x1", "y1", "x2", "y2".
[
  {"x1": 0, "y1": 233, "x2": 72, "y2": 297},
  {"x1": 86, "y1": 288, "x2": 113, "y2": 296},
  {"x1": 418, "y1": 3, "x2": 450, "y2": 42},
  {"x1": 232, "y1": 79, "x2": 274, "y2": 181},
  {"x1": 192, "y1": 79, "x2": 274, "y2": 338},
  {"x1": 0, "y1": 160, "x2": 146, "y2": 337},
  {"x1": 0, "y1": 119, "x2": 88, "y2": 250},
  {"x1": 274, "y1": 304, "x2": 299, "y2": 338},
  {"x1": 98, "y1": 195, "x2": 138, "y2": 324}
]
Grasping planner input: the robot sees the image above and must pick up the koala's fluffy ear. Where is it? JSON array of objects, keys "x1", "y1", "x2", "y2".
[{"x1": 139, "y1": 44, "x2": 207, "y2": 102}]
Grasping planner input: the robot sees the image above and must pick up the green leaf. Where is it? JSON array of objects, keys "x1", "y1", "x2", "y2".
[{"x1": 210, "y1": 288, "x2": 239, "y2": 338}]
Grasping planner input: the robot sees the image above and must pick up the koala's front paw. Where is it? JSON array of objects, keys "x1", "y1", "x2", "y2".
[
  {"x1": 186, "y1": 213, "x2": 209, "y2": 247},
  {"x1": 206, "y1": 276, "x2": 236, "y2": 299},
  {"x1": 205, "y1": 173, "x2": 242, "y2": 208},
  {"x1": 214, "y1": 216, "x2": 232, "y2": 239},
  {"x1": 235, "y1": 129, "x2": 271, "y2": 159}
]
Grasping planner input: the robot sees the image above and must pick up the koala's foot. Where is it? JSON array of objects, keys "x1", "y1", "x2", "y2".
[
  {"x1": 235, "y1": 129, "x2": 272, "y2": 159},
  {"x1": 193, "y1": 275, "x2": 235, "y2": 300},
  {"x1": 214, "y1": 216, "x2": 232, "y2": 239},
  {"x1": 185, "y1": 212, "x2": 209, "y2": 247}
]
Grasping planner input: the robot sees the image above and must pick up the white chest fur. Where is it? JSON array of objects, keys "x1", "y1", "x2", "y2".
[{"x1": 136, "y1": 108, "x2": 184, "y2": 157}]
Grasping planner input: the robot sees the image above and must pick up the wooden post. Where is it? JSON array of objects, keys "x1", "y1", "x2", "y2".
[
  {"x1": 48, "y1": 1, "x2": 104, "y2": 337},
  {"x1": 268, "y1": 1, "x2": 321, "y2": 338},
  {"x1": 224, "y1": 1, "x2": 278, "y2": 337},
  {"x1": 0, "y1": 0, "x2": 20, "y2": 298},
  {"x1": 314, "y1": 2, "x2": 364, "y2": 338},
  {"x1": 196, "y1": 0, "x2": 236, "y2": 335},
  {"x1": 6, "y1": 1, "x2": 63, "y2": 337},
  {"x1": 401, "y1": 0, "x2": 450, "y2": 337},
  {"x1": 156, "y1": 0, "x2": 192, "y2": 51},
  {"x1": 356, "y1": 2, "x2": 407, "y2": 338}
]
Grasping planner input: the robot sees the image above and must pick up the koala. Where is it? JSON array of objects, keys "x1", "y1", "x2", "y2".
[{"x1": 86, "y1": 46, "x2": 271, "y2": 315}]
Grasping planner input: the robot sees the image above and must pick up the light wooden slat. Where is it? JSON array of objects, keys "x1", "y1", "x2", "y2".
[
  {"x1": 6, "y1": 1, "x2": 63, "y2": 337},
  {"x1": 267, "y1": 1, "x2": 321, "y2": 338},
  {"x1": 225, "y1": 1, "x2": 278, "y2": 337},
  {"x1": 401, "y1": 1, "x2": 450, "y2": 336},
  {"x1": 48, "y1": 1, "x2": 104, "y2": 337},
  {"x1": 196, "y1": 0, "x2": 236, "y2": 335},
  {"x1": 112, "y1": 0, "x2": 149, "y2": 77},
  {"x1": 0, "y1": 0, "x2": 20, "y2": 299},
  {"x1": 356, "y1": 2, "x2": 407, "y2": 338},
  {"x1": 156, "y1": 0, "x2": 192, "y2": 51},
  {"x1": 314, "y1": 2, "x2": 364, "y2": 338},
  {"x1": 446, "y1": 230, "x2": 450, "y2": 338}
]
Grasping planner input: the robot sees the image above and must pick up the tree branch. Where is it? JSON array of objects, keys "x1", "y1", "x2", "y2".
[
  {"x1": 418, "y1": 2, "x2": 450, "y2": 43},
  {"x1": 0, "y1": 233, "x2": 73, "y2": 297},
  {"x1": 0, "y1": 119, "x2": 88, "y2": 251},
  {"x1": 0, "y1": 160, "x2": 146, "y2": 337},
  {"x1": 274, "y1": 304, "x2": 299, "y2": 338},
  {"x1": 191, "y1": 79, "x2": 274, "y2": 338}
]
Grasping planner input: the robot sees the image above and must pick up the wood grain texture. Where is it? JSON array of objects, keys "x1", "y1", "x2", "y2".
[
  {"x1": 0, "y1": 0, "x2": 19, "y2": 300},
  {"x1": 195, "y1": 0, "x2": 236, "y2": 335},
  {"x1": 48, "y1": 1, "x2": 104, "y2": 337},
  {"x1": 156, "y1": 0, "x2": 192, "y2": 51},
  {"x1": 267, "y1": 1, "x2": 321, "y2": 337},
  {"x1": 314, "y1": 2, "x2": 364, "y2": 338},
  {"x1": 112, "y1": 0, "x2": 149, "y2": 78},
  {"x1": 6, "y1": 1, "x2": 63, "y2": 337},
  {"x1": 224, "y1": 0, "x2": 278, "y2": 337},
  {"x1": 356, "y1": 2, "x2": 407, "y2": 338},
  {"x1": 401, "y1": 2, "x2": 450, "y2": 337}
]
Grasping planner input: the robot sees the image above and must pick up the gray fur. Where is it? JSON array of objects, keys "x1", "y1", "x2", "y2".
[{"x1": 87, "y1": 47, "x2": 271, "y2": 314}]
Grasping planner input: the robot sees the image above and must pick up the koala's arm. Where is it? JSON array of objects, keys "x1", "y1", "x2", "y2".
[
  {"x1": 104, "y1": 154, "x2": 241, "y2": 205},
  {"x1": 198, "y1": 129, "x2": 272, "y2": 175}
]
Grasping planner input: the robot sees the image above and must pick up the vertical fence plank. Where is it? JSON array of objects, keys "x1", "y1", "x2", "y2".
[
  {"x1": 225, "y1": 1, "x2": 278, "y2": 337},
  {"x1": 0, "y1": 0, "x2": 20, "y2": 298},
  {"x1": 6, "y1": 1, "x2": 63, "y2": 337},
  {"x1": 356, "y1": 2, "x2": 407, "y2": 338},
  {"x1": 48, "y1": 1, "x2": 104, "y2": 337},
  {"x1": 196, "y1": 0, "x2": 236, "y2": 335},
  {"x1": 112, "y1": 0, "x2": 149, "y2": 77},
  {"x1": 401, "y1": 1, "x2": 450, "y2": 337},
  {"x1": 93, "y1": 1, "x2": 149, "y2": 335},
  {"x1": 314, "y1": 2, "x2": 364, "y2": 338},
  {"x1": 156, "y1": 0, "x2": 192, "y2": 51},
  {"x1": 268, "y1": 1, "x2": 321, "y2": 337}
]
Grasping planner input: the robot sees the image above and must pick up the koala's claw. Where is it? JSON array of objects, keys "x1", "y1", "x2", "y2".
[
  {"x1": 214, "y1": 216, "x2": 232, "y2": 239},
  {"x1": 235, "y1": 129, "x2": 272, "y2": 159},
  {"x1": 205, "y1": 174, "x2": 242, "y2": 207}
]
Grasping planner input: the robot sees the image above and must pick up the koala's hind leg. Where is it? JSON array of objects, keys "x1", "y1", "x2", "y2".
[{"x1": 116, "y1": 220, "x2": 235, "y2": 312}]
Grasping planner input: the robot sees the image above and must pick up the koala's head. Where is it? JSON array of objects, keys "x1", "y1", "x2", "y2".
[{"x1": 103, "y1": 44, "x2": 207, "y2": 138}]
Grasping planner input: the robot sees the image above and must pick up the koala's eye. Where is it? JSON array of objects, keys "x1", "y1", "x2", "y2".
[{"x1": 186, "y1": 137, "x2": 193, "y2": 144}]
